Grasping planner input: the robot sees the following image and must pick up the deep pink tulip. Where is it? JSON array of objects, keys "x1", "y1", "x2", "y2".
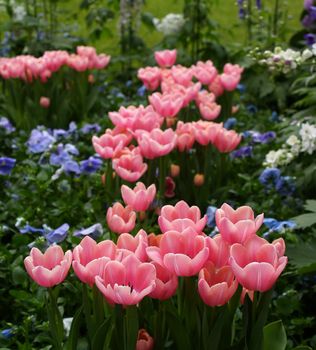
[
  {"x1": 205, "y1": 234, "x2": 230, "y2": 268},
  {"x1": 176, "y1": 121, "x2": 195, "y2": 152},
  {"x1": 149, "y1": 261, "x2": 178, "y2": 300},
  {"x1": 154, "y1": 49, "x2": 177, "y2": 67},
  {"x1": 95, "y1": 254, "x2": 156, "y2": 306},
  {"x1": 117, "y1": 229, "x2": 149, "y2": 262},
  {"x1": 164, "y1": 176, "x2": 176, "y2": 198},
  {"x1": 198, "y1": 262, "x2": 238, "y2": 307},
  {"x1": 136, "y1": 329, "x2": 154, "y2": 350},
  {"x1": 212, "y1": 128, "x2": 241, "y2": 153},
  {"x1": 72, "y1": 236, "x2": 117, "y2": 286},
  {"x1": 121, "y1": 182, "x2": 156, "y2": 212},
  {"x1": 137, "y1": 66, "x2": 161, "y2": 90},
  {"x1": 192, "y1": 60, "x2": 218, "y2": 85},
  {"x1": 24, "y1": 245, "x2": 72, "y2": 288},
  {"x1": 40, "y1": 96, "x2": 50, "y2": 108},
  {"x1": 106, "y1": 203, "x2": 136, "y2": 234},
  {"x1": 149, "y1": 92, "x2": 183, "y2": 118},
  {"x1": 112, "y1": 153, "x2": 148, "y2": 182},
  {"x1": 146, "y1": 228, "x2": 209, "y2": 277},
  {"x1": 199, "y1": 101, "x2": 221, "y2": 120},
  {"x1": 229, "y1": 236, "x2": 288, "y2": 292},
  {"x1": 158, "y1": 200, "x2": 207, "y2": 233},
  {"x1": 216, "y1": 203, "x2": 264, "y2": 244},
  {"x1": 136, "y1": 128, "x2": 177, "y2": 159}
]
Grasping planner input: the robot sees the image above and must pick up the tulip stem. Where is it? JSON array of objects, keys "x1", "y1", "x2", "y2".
[
  {"x1": 82, "y1": 284, "x2": 94, "y2": 343},
  {"x1": 47, "y1": 288, "x2": 64, "y2": 350}
]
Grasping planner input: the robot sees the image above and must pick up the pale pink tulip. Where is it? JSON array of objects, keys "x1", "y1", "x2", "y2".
[
  {"x1": 108, "y1": 105, "x2": 141, "y2": 129},
  {"x1": 95, "y1": 254, "x2": 156, "y2": 305},
  {"x1": 129, "y1": 105, "x2": 163, "y2": 133},
  {"x1": 112, "y1": 153, "x2": 148, "y2": 182},
  {"x1": 149, "y1": 92, "x2": 183, "y2": 118},
  {"x1": 136, "y1": 329, "x2": 154, "y2": 350},
  {"x1": 208, "y1": 75, "x2": 224, "y2": 97},
  {"x1": 176, "y1": 121, "x2": 195, "y2": 152},
  {"x1": 24, "y1": 245, "x2": 72, "y2": 288},
  {"x1": 137, "y1": 66, "x2": 161, "y2": 90},
  {"x1": 117, "y1": 229, "x2": 149, "y2": 262},
  {"x1": 121, "y1": 182, "x2": 156, "y2": 211},
  {"x1": 212, "y1": 128, "x2": 241, "y2": 153},
  {"x1": 106, "y1": 203, "x2": 136, "y2": 234},
  {"x1": 149, "y1": 261, "x2": 178, "y2": 300},
  {"x1": 158, "y1": 200, "x2": 207, "y2": 233},
  {"x1": 205, "y1": 234, "x2": 230, "y2": 268},
  {"x1": 199, "y1": 101, "x2": 221, "y2": 120},
  {"x1": 193, "y1": 121, "x2": 221, "y2": 146},
  {"x1": 136, "y1": 128, "x2": 177, "y2": 159},
  {"x1": 72, "y1": 236, "x2": 117, "y2": 286},
  {"x1": 220, "y1": 63, "x2": 243, "y2": 91},
  {"x1": 229, "y1": 236, "x2": 288, "y2": 292},
  {"x1": 154, "y1": 49, "x2": 177, "y2": 67},
  {"x1": 198, "y1": 262, "x2": 238, "y2": 307},
  {"x1": 195, "y1": 90, "x2": 216, "y2": 106},
  {"x1": 171, "y1": 65, "x2": 193, "y2": 86},
  {"x1": 215, "y1": 203, "x2": 264, "y2": 244},
  {"x1": 146, "y1": 228, "x2": 209, "y2": 276},
  {"x1": 192, "y1": 60, "x2": 218, "y2": 85}
]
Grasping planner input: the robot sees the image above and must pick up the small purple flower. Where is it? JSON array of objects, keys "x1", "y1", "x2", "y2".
[
  {"x1": 49, "y1": 144, "x2": 79, "y2": 166},
  {"x1": 275, "y1": 176, "x2": 296, "y2": 196},
  {"x1": 52, "y1": 128, "x2": 68, "y2": 139},
  {"x1": 137, "y1": 85, "x2": 147, "y2": 97},
  {"x1": 74, "y1": 223, "x2": 103, "y2": 239},
  {"x1": 263, "y1": 218, "x2": 296, "y2": 237},
  {"x1": 80, "y1": 123, "x2": 101, "y2": 134},
  {"x1": 246, "y1": 104, "x2": 258, "y2": 114},
  {"x1": 27, "y1": 129, "x2": 56, "y2": 154},
  {"x1": 80, "y1": 156, "x2": 103, "y2": 174},
  {"x1": 0, "y1": 116, "x2": 15, "y2": 134},
  {"x1": 0, "y1": 157, "x2": 16, "y2": 175},
  {"x1": 231, "y1": 145, "x2": 253, "y2": 159},
  {"x1": 206, "y1": 206, "x2": 217, "y2": 228},
  {"x1": 304, "y1": 33, "x2": 316, "y2": 46},
  {"x1": 224, "y1": 117, "x2": 237, "y2": 130},
  {"x1": 63, "y1": 160, "x2": 81, "y2": 175},
  {"x1": 252, "y1": 131, "x2": 276, "y2": 144},
  {"x1": 19, "y1": 224, "x2": 45, "y2": 235},
  {"x1": 256, "y1": 0, "x2": 262, "y2": 9},
  {"x1": 68, "y1": 122, "x2": 77, "y2": 134},
  {"x1": 305, "y1": 0, "x2": 314, "y2": 10},
  {"x1": 259, "y1": 168, "x2": 281, "y2": 189},
  {"x1": 45, "y1": 223, "x2": 69, "y2": 244},
  {"x1": 237, "y1": 84, "x2": 246, "y2": 93},
  {"x1": 1, "y1": 328, "x2": 14, "y2": 339}
]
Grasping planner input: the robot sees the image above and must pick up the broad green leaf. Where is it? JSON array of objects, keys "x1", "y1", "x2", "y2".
[
  {"x1": 292, "y1": 213, "x2": 316, "y2": 229},
  {"x1": 304, "y1": 200, "x2": 316, "y2": 213},
  {"x1": 287, "y1": 241, "x2": 316, "y2": 274},
  {"x1": 263, "y1": 320, "x2": 286, "y2": 350}
]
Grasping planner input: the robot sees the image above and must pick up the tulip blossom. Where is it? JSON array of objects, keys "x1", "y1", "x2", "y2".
[
  {"x1": 171, "y1": 65, "x2": 193, "y2": 86},
  {"x1": 136, "y1": 128, "x2": 177, "y2": 159},
  {"x1": 175, "y1": 121, "x2": 195, "y2": 152},
  {"x1": 216, "y1": 203, "x2": 264, "y2": 244},
  {"x1": 129, "y1": 106, "x2": 163, "y2": 133},
  {"x1": 146, "y1": 227, "x2": 209, "y2": 276},
  {"x1": 220, "y1": 64, "x2": 243, "y2": 92},
  {"x1": 198, "y1": 262, "x2": 238, "y2": 307},
  {"x1": 199, "y1": 101, "x2": 221, "y2": 121},
  {"x1": 154, "y1": 49, "x2": 177, "y2": 67},
  {"x1": 72, "y1": 236, "x2": 117, "y2": 286},
  {"x1": 205, "y1": 235, "x2": 230, "y2": 268},
  {"x1": 108, "y1": 105, "x2": 140, "y2": 129},
  {"x1": 149, "y1": 261, "x2": 178, "y2": 300},
  {"x1": 136, "y1": 329, "x2": 154, "y2": 350},
  {"x1": 193, "y1": 60, "x2": 218, "y2": 85},
  {"x1": 95, "y1": 254, "x2": 156, "y2": 306},
  {"x1": 121, "y1": 182, "x2": 156, "y2": 212},
  {"x1": 137, "y1": 66, "x2": 161, "y2": 90},
  {"x1": 24, "y1": 245, "x2": 72, "y2": 288},
  {"x1": 149, "y1": 92, "x2": 183, "y2": 118},
  {"x1": 229, "y1": 236, "x2": 288, "y2": 292},
  {"x1": 158, "y1": 200, "x2": 207, "y2": 233},
  {"x1": 208, "y1": 75, "x2": 224, "y2": 97},
  {"x1": 106, "y1": 203, "x2": 136, "y2": 234},
  {"x1": 193, "y1": 120, "x2": 221, "y2": 146},
  {"x1": 112, "y1": 153, "x2": 148, "y2": 182},
  {"x1": 117, "y1": 229, "x2": 149, "y2": 262},
  {"x1": 212, "y1": 128, "x2": 241, "y2": 153}
]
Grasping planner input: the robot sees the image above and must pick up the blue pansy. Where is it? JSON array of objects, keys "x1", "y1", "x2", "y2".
[
  {"x1": 224, "y1": 117, "x2": 237, "y2": 130},
  {"x1": 63, "y1": 160, "x2": 81, "y2": 175},
  {"x1": 263, "y1": 218, "x2": 296, "y2": 234},
  {"x1": 80, "y1": 156, "x2": 103, "y2": 174},
  {"x1": 231, "y1": 146, "x2": 253, "y2": 159},
  {"x1": 74, "y1": 223, "x2": 103, "y2": 239},
  {"x1": 0, "y1": 157, "x2": 16, "y2": 175},
  {"x1": 137, "y1": 85, "x2": 147, "y2": 97},
  {"x1": 45, "y1": 223, "x2": 69, "y2": 244},
  {"x1": 259, "y1": 168, "x2": 281, "y2": 189},
  {"x1": 246, "y1": 104, "x2": 258, "y2": 114},
  {"x1": 27, "y1": 129, "x2": 56, "y2": 154},
  {"x1": 19, "y1": 224, "x2": 45, "y2": 235},
  {"x1": 206, "y1": 206, "x2": 217, "y2": 227},
  {"x1": 275, "y1": 176, "x2": 296, "y2": 196},
  {"x1": 80, "y1": 123, "x2": 101, "y2": 134},
  {"x1": 1, "y1": 328, "x2": 14, "y2": 339},
  {"x1": 252, "y1": 131, "x2": 276, "y2": 144},
  {"x1": 0, "y1": 116, "x2": 15, "y2": 134}
]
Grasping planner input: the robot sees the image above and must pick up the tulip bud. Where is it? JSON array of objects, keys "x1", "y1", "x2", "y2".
[
  {"x1": 194, "y1": 173, "x2": 204, "y2": 186},
  {"x1": 88, "y1": 74, "x2": 95, "y2": 84},
  {"x1": 232, "y1": 105, "x2": 239, "y2": 114},
  {"x1": 166, "y1": 117, "x2": 176, "y2": 127},
  {"x1": 136, "y1": 329, "x2": 154, "y2": 350},
  {"x1": 138, "y1": 211, "x2": 146, "y2": 222},
  {"x1": 40, "y1": 97, "x2": 50, "y2": 108},
  {"x1": 101, "y1": 173, "x2": 106, "y2": 185},
  {"x1": 170, "y1": 164, "x2": 180, "y2": 177}
]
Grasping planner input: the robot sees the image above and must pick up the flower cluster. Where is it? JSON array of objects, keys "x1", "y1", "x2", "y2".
[
  {"x1": 153, "y1": 14, "x2": 185, "y2": 36},
  {"x1": 92, "y1": 49, "x2": 243, "y2": 184},
  {"x1": 264, "y1": 122, "x2": 316, "y2": 167},
  {"x1": 0, "y1": 46, "x2": 111, "y2": 82},
  {"x1": 259, "y1": 168, "x2": 295, "y2": 196}
]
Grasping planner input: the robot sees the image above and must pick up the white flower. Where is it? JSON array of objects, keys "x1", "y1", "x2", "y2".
[
  {"x1": 264, "y1": 149, "x2": 293, "y2": 167},
  {"x1": 13, "y1": 4, "x2": 26, "y2": 21},
  {"x1": 286, "y1": 135, "x2": 301, "y2": 155},
  {"x1": 301, "y1": 49, "x2": 313, "y2": 62},
  {"x1": 299, "y1": 123, "x2": 316, "y2": 154},
  {"x1": 154, "y1": 13, "x2": 185, "y2": 36}
]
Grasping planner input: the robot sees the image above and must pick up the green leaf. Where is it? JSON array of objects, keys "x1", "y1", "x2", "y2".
[
  {"x1": 91, "y1": 316, "x2": 112, "y2": 350},
  {"x1": 304, "y1": 200, "x2": 316, "y2": 213},
  {"x1": 292, "y1": 347, "x2": 313, "y2": 350},
  {"x1": 263, "y1": 320, "x2": 287, "y2": 350},
  {"x1": 66, "y1": 306, "x2": 84, "y2": 350},
  {"x1": 292, "y1": 213, "x2": 316, "y2": 229},
  {"x1": 287, "y1": 240, "x2": 316, "y2": 274}
]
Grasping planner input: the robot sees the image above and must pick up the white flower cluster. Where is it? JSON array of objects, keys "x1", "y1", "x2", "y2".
[
  {"x1": 153, "y1": 13, "x2": 185, "y2": 36},
  {"x1": 251, "y1": 46, "x2": 316, "y2": 74},
  {"x1": 264, "y1": 122, "x2": 316, "y2": 167},
  {"x1": 0, "y1": 0, "x2": 26, "y2": 21}
]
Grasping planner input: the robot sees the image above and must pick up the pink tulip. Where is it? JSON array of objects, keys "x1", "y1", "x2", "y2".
[
  {"x1": 95, "y1": 254, "x2": 156, "y2": 306},
  {"x1": 67, "y1": 54, "x2": 89, "y2": 72},
  {"x1": 154, "y1": 49, "x2": 177, "y2": 67},
  {"x1": 136, "y1": 329, "x2": 154, "y2": 350},
  {"x1": 212, "y1": 128, "x2": 241, "y2": 153},
  {"x1": 93, "y1": 53, "x2": 111, "y2": 69},
  {"x1": 77, "y1": 46, "x2": 97, "y2": 59},
  {"x1": 199, "y1": 101, "x2": 221, "y2": 120},
  {"x1": 149, "y1": 92, "x2": 183, "y2": 118},
  {"x1": 176, "y1": 121, "x2": 195, "y2": 152},
  {"x1": 121, "y1": 182, "x2": 156, "y2": 211},
  {"x1": 108, "y1": 105, "x2": 142, "y2": 129},
  {"x1": 106, "y1": 203, "x2": 136, "y2": 234},
  {"x1": 205, "y1": 234, "x2": 230, "y2": 268},
  {"x1": 40, "y1": 97, "x2": 50, "y2": 108},
  {"x1": 137, "y1": 66, "x2": 161, "y2": 90},
  {"x1": 229, "y1": 235, "x2": 288, "y2": 292},
  {"x1": 198, "y1": 262, "x2": 238, "y2": 307},
  {"x1": 171, "y1": 65, "x2": 193, "y2": 86},
  {"x1": 24, "y1": 245, "x2": 72, "y2": 288},
  {"x1": 149, "y1": 261, "x2": 178, "y2": 300},
  {"x1": 72, "y1": 236, "x2": 117, "y2": 286},
  {"x1": 216, "y1": 203, "x2": 264, "y2": 244},
  {"x1": 117, "y1": 229, "x2": 149, "y2": 262},
  {"x1": 220, "y1": 63, "x2": 243, "y2": 91},
  {"x1": 193, "y1": 121, "x2": 222, "y2": 146},
  {"x1": 136, "y1": 128, "x2": 177, "y2": 159},
  {"x1": 208, "y1": 75, "x2": 224, "y2": 97},
  {"x1": 112, "y1": 153, "x2": 148, "y2": 182},
  {"x1": 195, "y1": 90, "x2": 216, "y2": 106},
  {"x1": 192, "y1": 60, "x2": 218, "y2": 85},
  {"x1": 146, "y1": 227, "x2": 209, "y2": 276},
  {"x1": 129, "y1": 105, "x2": 163, "y2": 133},
  {"x1": 158, "y1": 200, "x2": 207, "y2": 233}
]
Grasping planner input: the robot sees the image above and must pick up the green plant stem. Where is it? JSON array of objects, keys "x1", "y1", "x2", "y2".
[{"x1": 47, "y1": 288, "x2": 64, "y2": 350}]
